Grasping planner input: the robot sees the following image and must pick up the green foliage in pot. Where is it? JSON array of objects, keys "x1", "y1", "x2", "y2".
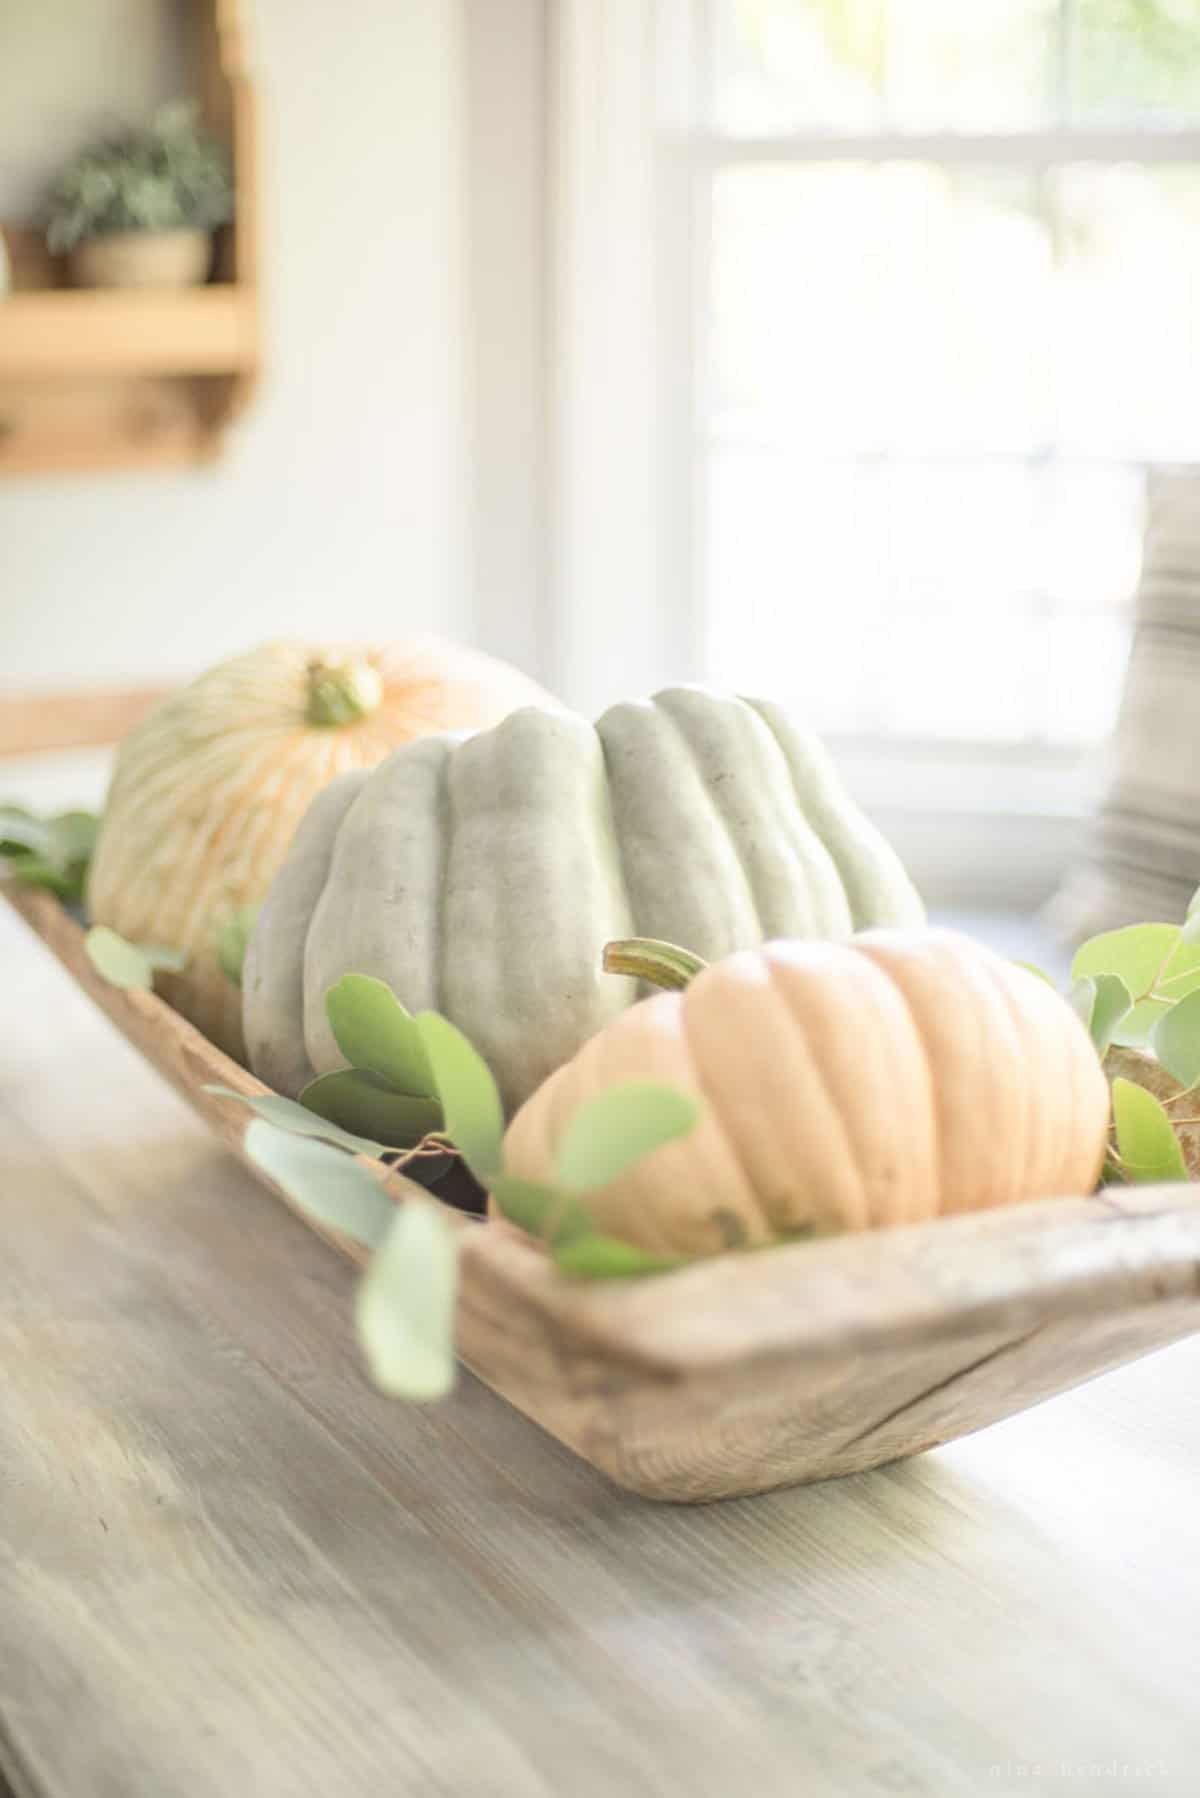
[{"x1": 44, "y1": 101, "x2": 232, "y2": 254}]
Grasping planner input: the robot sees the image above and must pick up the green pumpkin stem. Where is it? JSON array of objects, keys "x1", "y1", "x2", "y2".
[
  {"x1": 305, "y1": 659, "x2": 384, "y2": 728},
  {"x1": 602, "y1": 938, "x2": 708, "y2": 991}
]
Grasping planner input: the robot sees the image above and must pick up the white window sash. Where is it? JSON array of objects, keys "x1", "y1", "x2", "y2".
[
  {"x1": 692, "y1": 128, "x2": 1200, "y2": 166},
  {"x1": 459, "y1": 4, "x2": 1195, "y2": 901}
]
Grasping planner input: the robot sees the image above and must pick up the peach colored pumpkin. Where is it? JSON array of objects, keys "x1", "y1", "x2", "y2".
[
  {"x1": 88, "y1": 637, "x2": 555, "y2": 1060},
  {"x1": 501, "y1": 929, "x2": 1111, "y2": 1258}
]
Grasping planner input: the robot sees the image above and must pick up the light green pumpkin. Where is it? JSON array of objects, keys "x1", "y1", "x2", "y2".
[{"x1": 242, "y1": 688, "x2": 924, "y2": 1111}]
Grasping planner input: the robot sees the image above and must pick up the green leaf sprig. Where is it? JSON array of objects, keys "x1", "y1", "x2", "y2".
[
  {"x1": 85, "y1": 924, "x2": 187, "y2": 990},
  {"x1": 426, "y1": 1011, "x2": 697, "y2": 1278},
  {"x1": 1109, "y1": 1078, "x2": 1188, "y2": 1185},
  {"x1": 1025, "y1": 900, "x2": 1200, "y2": 1187},
  {"x1": 214, "y1": 980, "x2": 703, "y2": 1406},
  {"x1": 298, "y1": 975, "x2": 443, "y2": 1150},
  {"x1": 244, "y1": 1119, "x2": 459, "y2": 1402},
  {"x1": 1, "y1": 805, "x2": 99, "y2": 905},
  {"x1": 1071, "y1": 922, "x2": 1200, "y2": 1051}
]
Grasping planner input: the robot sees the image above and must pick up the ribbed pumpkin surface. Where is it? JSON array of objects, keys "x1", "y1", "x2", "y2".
[
  {"x1": 87, "y1": 638, "x2": 554, "y2": 1059},
  {"x1": 502, "y1": 930, "x2": 1112, "y2": 1257},
  {"x1": 243, "y1": 687, "x2": 925, "y2": 1111}
]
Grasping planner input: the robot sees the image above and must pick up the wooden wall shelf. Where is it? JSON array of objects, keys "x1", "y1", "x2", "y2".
[
  {"x1": 0, "y1": 0, "x2": 258, "y2": 476},
  {"x1": 0, "y1": 288, "x2": 256, "y2": 382}
]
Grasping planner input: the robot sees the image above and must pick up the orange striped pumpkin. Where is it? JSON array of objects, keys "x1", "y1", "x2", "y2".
[{"x1": 87, "y1": 638, "x2": 554, "y2": 1059}]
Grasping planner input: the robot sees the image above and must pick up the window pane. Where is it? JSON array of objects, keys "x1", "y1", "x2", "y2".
[
  {"x1": 708, "y1": 455, "x2": 1057, "y2": 736},
  {"x1": 712, "y1": 165, "x2": 887, "y2": 450},
  {"x1": 882, "y1": 465, "x2": 1041, "y2": 614},
  {"x1": 714, "y1": 0, "x2": 885, "y2": 134},
  {"x1": 877, "y1": 167, "x2": 1049, "y2": 455},
  {"x1": 712, "y1": 164, "x2": 1049, "y2": 456},
  {"x1": 705, "y1": 453, "x2": 1137, "y2": 744},
  {"x1": 1045, "y1": 613, "x2": 1131, "y2": 742},
  {"x1": 1043, "y1": 465, "x2": 1145, "y2": 612},
  {"x1": 1053, "y1": 167, "x2": 1200, "y2": 460},
  {"x1": 713, "y1": 0, "x2": 1059, "y2": 134},
  {"x1": 886, "y1": 0, "x2": 1057, "y2": 130},
  {"x1": 1069, "y1": 0, "x2": 1200, "y2": 125},
  {"x1": 702, "y1": 8, "x2": 1199, "y2": 751},
  {"x1": 876, "y1": 611, "x2": 1048, "y2": 740},
  {"x1": 706, "y1": 450, "x2": 883, "y2": 732}
]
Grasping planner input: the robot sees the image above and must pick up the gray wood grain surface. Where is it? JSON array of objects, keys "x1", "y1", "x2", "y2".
[{"x1": 2, "y1": 897, "x2": 1199, "y2": 1798}]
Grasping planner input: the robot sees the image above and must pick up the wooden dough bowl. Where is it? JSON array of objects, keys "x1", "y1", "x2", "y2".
[{"x1": 8, "y1": 882, "x2": 1200, "y2": 1504}]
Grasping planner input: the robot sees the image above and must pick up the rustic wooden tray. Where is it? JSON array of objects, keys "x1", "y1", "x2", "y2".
[{"x1": 9, "y1": 879, "x2": 1200, "y2": 1503}]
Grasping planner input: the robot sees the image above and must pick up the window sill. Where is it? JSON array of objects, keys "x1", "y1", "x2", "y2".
[{"x1": 826, "y1": 739, "x2": 1105, "y2": 910}]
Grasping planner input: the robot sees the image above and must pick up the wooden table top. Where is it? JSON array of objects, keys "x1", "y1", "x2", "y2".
[{"x1": 2, "y1": 893, "x2": 1199, "y2": 1798}]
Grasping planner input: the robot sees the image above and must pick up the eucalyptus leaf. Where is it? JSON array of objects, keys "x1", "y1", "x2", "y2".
[
  {"x1": 1, "y1": 854, "x2": 78, "y2": 900},
  {"x1": 1181, "y1": 893, "x2": 1200, "y2": 944},
  {"x1": 1154, "y1": 943, "x2": 1200, "y2": 997},
  {"x1": 356, "y1": 1198, "x2": 458, "y2": 1401},
  {"x1": 414, "y1": 1012, "x2": 505, "y2": 1182},
  {"x1": 1112, "y1": 957, "x2": 1200, "y2": 1047},
  {"x1": 216, "y1": 905, "x2": 259, "y2": 988},
  {"x1": 1091, "y1": 973, "x2": 1134, "y2": 1055},
  {"x1": 1074, "y1": 972, "x2": 1132, "y2": 1057},
  {"x1": 1072, "y1": 924, "x2": 1181, "y2": 1003},
  {"x1": 554, "y1": 1081, "x2": 701, "y2": 1194},
  {"x1": 1, "y1": 806, "x2": 99, "y2": 903},
  {"x1": 551, "y1": 1234, "x2": 684, "y2": 1279},
  {"x1": 0, "y1": 807, "x2": 52, "y2": 858},
  {"x1": 243, "y1": 1119, "x2": 395, "y2": 1248},
  {"x1": 1073, "y1": 924, "x2": 1200, "y2": 1047},
  {"x1": 490, "y1": 1173, "x2": 593, "y2": 1246},
  {"x1": 203, "y1": 1085, "x2": 385, "y2": 1156},
  {"x1": 49, "y1": 810, "x2": 100, "y2": 869},
  {"x1": 1152, "y1": 987, "x2": 1200, "y2": 1091},
  {"x1": 85, "y1": 925, "x2": 187, "y2": 990},
  {"x1": 1111, "y1": 996, "x2": 1172, "y2": 1050},
  {"x1": 325, "y1": 975, "x2": 435, "y2": 1097},
  {"x1": 1014, "y1": 960, "x2": 1056, "y2": 986},
  {"x1": 1110, "y1": 1077, "x2": 1188, "y2": 1185},
  {"x1": 1068, "y1": 975, "x2": 1096, "y2": 1030},
  {"x1": 299, "y1": 1069, "x2": 442, "y2": 1148}
]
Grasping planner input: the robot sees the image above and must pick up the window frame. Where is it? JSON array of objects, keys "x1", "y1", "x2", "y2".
[
  {"x1": 461, "y1": 1, "x2": 1200, "y2": 904},
  {"x1": 672, "y1": 10, "x2": 1200, "y2": 899}
]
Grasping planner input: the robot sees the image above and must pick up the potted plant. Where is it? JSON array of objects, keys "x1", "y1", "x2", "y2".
[{"x1": 44, "y1": 101, "x2": 233, "y2": 290}]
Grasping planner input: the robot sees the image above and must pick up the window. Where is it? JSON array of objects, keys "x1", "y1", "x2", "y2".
[{"x1": 694, "y1": 1, "x2": 1200, "y2": 750}]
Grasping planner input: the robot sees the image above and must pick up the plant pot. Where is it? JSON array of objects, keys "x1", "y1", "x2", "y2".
[{"x1": 68, "y1": 229, "x2": 212, "y2": 290}]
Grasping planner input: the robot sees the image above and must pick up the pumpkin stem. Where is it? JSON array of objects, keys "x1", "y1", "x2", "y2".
[
  {"x1": 602, "y1": 938, "x2": 708, "y2": 991},
  {"x1": 305, "y1": 659, "x2": 384, "y2": 728}
]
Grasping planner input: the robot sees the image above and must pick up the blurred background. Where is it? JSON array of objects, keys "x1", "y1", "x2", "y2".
[{"x1": 3, "y1": 0, "x2": 1200, "y2": 919}]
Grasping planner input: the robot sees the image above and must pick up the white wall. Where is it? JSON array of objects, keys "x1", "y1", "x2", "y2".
[
  {"x1": 1, "y1": 0, "x2": 469, "y2": 686},
  {"x1": 0, "y1": 0, "x2": 184, "y2": 218}
]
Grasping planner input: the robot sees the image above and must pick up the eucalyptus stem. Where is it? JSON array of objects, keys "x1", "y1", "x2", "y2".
[
  {"x1": 386, "y1": 1133, "x2": 459, "y2": 1168},
  {"x1": 602, "y1": 938, "x2": 709, "y2": 991}
]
